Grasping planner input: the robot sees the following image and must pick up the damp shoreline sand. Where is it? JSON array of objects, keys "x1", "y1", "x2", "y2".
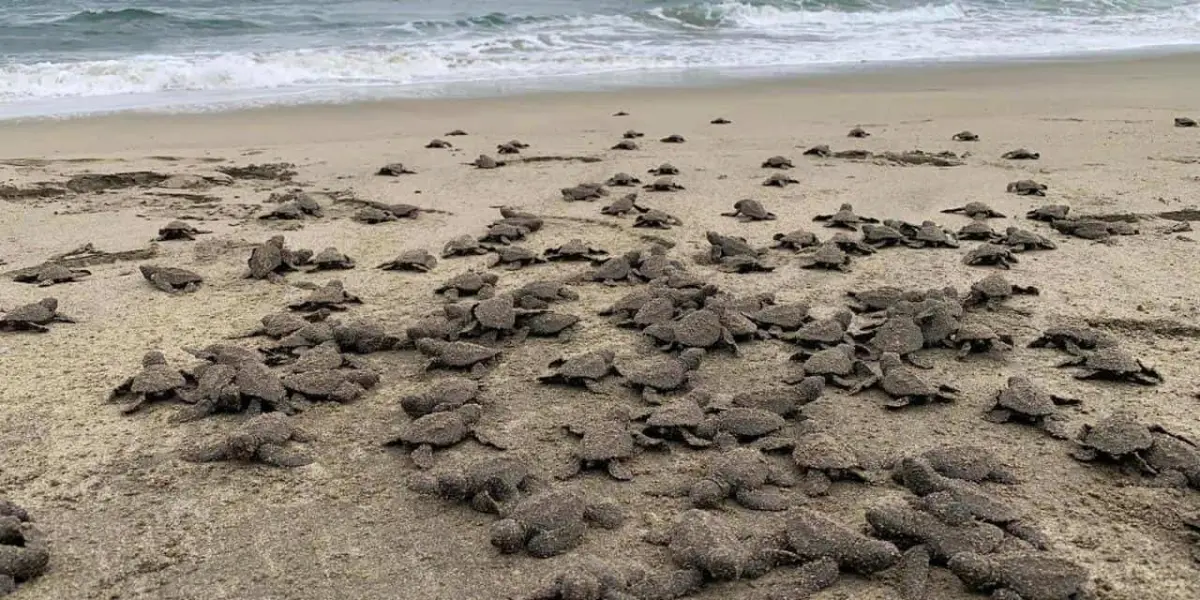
[{"x1": 1, "y1": 52, "x2": 1199, "y2": 600}]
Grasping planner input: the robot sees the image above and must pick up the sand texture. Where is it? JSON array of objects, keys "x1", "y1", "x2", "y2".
[{"x1": 2, "y1": 54, "x2": 1200, "y2": 600}]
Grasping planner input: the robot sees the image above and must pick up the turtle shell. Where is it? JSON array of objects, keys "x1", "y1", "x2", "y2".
[
  {"x1": 994, "y1": 376, "x2": 1055, "y2": 417},
  {"x1": 646, "y1": 397, "x2": 707, "y2": 428},
  {"x1": 672, "y1": 309, "x2": 724, "y2": 348},
  {"x1": 1080, "y1": 347, "x2": 1142, "y2": 373},
  {"x1": 708, "y1": 408, "x2": 785, "y2": 437},
  {"x1": 473, "y1": 297, "x2": 517, "y2": 330},
  {"x1": 792, "y1": 433, "x2": 860, "y2": 471},
  {"x1": 400, "y1": 409, "x2": 476, "y2": 446},
  {"x1": 578, "y1": 422, "x2": 636, "y2": 461},
  {"x1": 803, "y1": 345, "x2": 856, "y2": 376},
  {"x1": 1078, "y1": 412, "x2": 1153, "y2": 456},
  {"x1": 870, "y1": 316, "x2": 924, "y2": 356}
]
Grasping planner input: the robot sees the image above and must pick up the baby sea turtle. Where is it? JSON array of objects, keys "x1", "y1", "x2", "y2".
[
  {"x1": 400, "y1": 377, "x2": 481, "y2": 418},
  {"x1": 1027, "y1": 326, "x2": 1116, "y2": 356},
  {"x1": 848, "y1": 127, "x2": 870, "y2": 138},
  {"x1": 425, "y1": 138, "x2": 452, "y2": 149},
  {"x1": 0, "y1": 298, "x2": 74, "y2": 333},
  {"x1": 824, "y1": 233, "x2": 874, "y2": 256},
  {"x1": 353, "y1": 206, "x2": 398, "y2": 224},
  {"x1": 544, "y1": 239, "x2": 609, "y2": 262},
  {"x1": 762, "y1": 156, "x2": 794, "y2": 169},
  {"x1": 957, "y1": 217, "x2": 1001, "y2": 241},
  {"x1": 866, "y1": 501, "x2": 1005, "y2": 564},
  {"x1": 986, "y1": 375, "x2": 1078, "y2": 436},
  {"x1": 791, "y1": 433, "x2": 873, "y2": 496},
  {"x1": 633, "y1": 209, "x2": 682, "y2": 229},
  {"x1": 1026, "y1": 204, "x2": 1070, "y2": 222},
  {"x1": 0, "y1": 500, "x2": 49, "y2": 591},
  {"x1": 513, "y1": 279, "x2": 579, "y2": 309},
  {"x1": 1007, "y1": 179, "x2": 1048, "y2": 196},
  {"x1": 156, "y1": 220, "x2": 211, "y2": 241},
  {"x1": 181, "y1": 413, "x2": 315, "y2": 467},
  {"x1": 497, "y1": 141, "x2": 527, "y2": 154},
  {"x1": 951, "y1": 130, "x2": 979, "y2": 141},
  {"x1": 436, "y1": 271, "x2": 498, "y2": 300},
  {"x1": 689, "y1": 444, "x2": 794, "y2": 511},
  {"x1": 795, "y1": 344, "x2": 866, "y2": 389},
  {"x1": 386, "y1": 404, "x2": 501, "y2": 468},
  {"x1": 785, "y1": 508, "x2": 900, "y2": 575},
  {"x1": 288, "y1": 280, "x2": 362, "y2": 312},
  {"x1": 538, "y1": 349, "x2": 618, "y2": 392},
  {"x1": 706, "y1": 231, "x2": 762, "y2": 261},
  {"x1": 480, "y1": 223, "x2": 532, "y2": 245},
  {"x1": 600, "y1": 193, "x2": 648, "y2": 216},
  {"x1": 642, "y1": 309, "x2": 738, "y2": 355},
  {"x1": 491, "y1": 488, "x2": 624, "y2": 558},
  {"x1": 905, "y1": 220, "x2": 960, "y2": 249},
  {"x1": 1056, "y1": 346, "x2": 1163, "y2": 385},
  {"x1": 859, "y1": 223, "x2": 907, "y2": 248},
  {"x1": 948, "y1": 552, "x2": 1092, "y2": 600},
  {"x1": 963, "y1": 273, "x2": 1039, "y2": 310},
  {"x1": 948, "y1": 322, "x2": 1013, "y2": 359},
  {"x1": 1051, "y1": 218, "x2": 1136, "y2": 241},
  {"x1": 762, "y1": 173, "x2": 799, "y2": 187},
  {"x1": 407, "y1": 455, "x2": 537, "y2": 515},
  {"x1": 246, "y1": 235, "x2": 311, "y2": 280},
  {"x1": 711, "y1": 117, "x2": 731, "y2": 124},
  {"x1": 1176, "y1": 117, "x2": 1198, "y2": 128},
  {"x1": 108, "y1": 350, "x2": 190, "y2": 414},
  {"x1": 472, "y1": 154, "x2": 505, "y2": 169},
  {"x1": 803, "y1": 144, "x2": 831, "y2": 157},
  {"x1": 1072, "y1": 411, "x2": 1153, "y2": 463},
  {"x1": 940, "y1": 202, "x2": 1005, "y2": 219},
  {"x1": 643, "y1": 177, "x2": 684, "y2": 192},
  {"x1": 1001, "y1": 227, "x2": 1057, "y2": 251},
  {"x1": 851, "y1": 353, "x2": 959, "y2": 408},
  {"x1": 560, "y1": 407, "x2": 654, "y2": 481},
  {"x1": 561, "y1": 183, "x2": 608, "y2": 202},
  {"x1": 13, "y1": 263, "x2": 91, "y2": 286},
  {"x1": 616, "y1": 348, "x2": 706, "y2": 403},
  {"x1": 718, "y1": 255, "x2": 774, "y2": 273},
  {"x1": 376, "y1": 162, "x2": 416, "y2": 176},
  {"x1": 487, "y1": 245, "x2": 547, "y2": 270},
  {"x1": 963, "y1": 243, "x2": 1019, "y2": 269},
  {"x1": 721, "y1": 199, "x2": 776, "y2": 221},
  {"x1": 797, "y1": 243, "x2": 852, "y2": 272},
  {"x1": 623, "y1": 129, "x2": 643, "y2": 139},
  {"x1": 415, "y1": 338, "x2": 501, "y2": 377},
  {"x1": 862, "y1": 315, "x2": 931, "y2": 368},
  {"x1": 661, "y1": 134, "x2": 686, "y2": 143},
  {"x1": 612, "y1": 140, "x2": 638, "y2": 150},
  {"x1": 782, "y1": 309, "x2": 853, "y2": 351},
  {"x1": 648, "y1": 163, "x2": 679, "y2": 176},
  {"x1": 651, "y1": 509, "x2": 791, "y2": 582},
  {"x1": 445, "y1": 129, "x2": 467, "y2": 136},
  {"x1": 772, "y1": 228, "x2": 821, "y2": 251},
  {"x1": 1001, "y1": 148, "x2": 1039, "y2": 160},
  {"x1": 309, "y1": 247, "x2": 355, "y2": 271},
  {"x1": 605, "y1": 172, "x2": 641, "y2": 187},
  {"x1": 813, "y1": 203, "x2": 879, "y2": 231}
]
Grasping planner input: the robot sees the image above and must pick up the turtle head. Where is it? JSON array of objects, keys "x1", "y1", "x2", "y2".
[
  {"x1": 679, "y1": 348, "x2": 706, "y2": 370},
  {"x1": 142, "y1": 351, "x2": 168, "y2": 367},
  {"x1": 838, "y1": 203, "x2": 853, "y2": 211},
  {"x1": 705, "y1": 231, "x2": 723, "y2": 245},
  {"x1": 37, "y1": 297, "x2": 58, "y2": 311},
  {"x1": 489, "y1": 518, "x2": 527, "y2": 554}
]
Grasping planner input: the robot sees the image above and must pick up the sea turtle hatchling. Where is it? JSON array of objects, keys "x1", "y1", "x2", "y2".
[
  {"x1": 791, "y1": 433, "x2": 874, "y2": 496},
  {"x1": 490, "y1": 488, "x2": 625, "y2": 558},
  {"x1": 155, "y1": 220, "x2": 211, "y2": 241},
  {"x1": 860, "y1": 223, "x2": 908, "y2": 248},
  {"x1": 643, "y1": 177, "x2": 684, "y2": 192},
  {"x1": 180, "y1": 413, "x2": 315, "y2": 467},
  {"x1": 246, "y1": 235, "x2": 312, "y2": 280},
  {"x1": 600, "y1": 193, "x2": 648, "y2": 216},
  {"x1": 1001, "y1": 148, "x2": 1039, "y2": 160},
  {"x1": 851, "y1": 352, "x2": 959, "y2": 409},
  {"x1": 688, "y1": 443, "x2": 794, "y2": 511},
  {"x1": 559, "y1": 407, "x2": 655, "y2": 481},
  {"x1": 12, "y1": 263, "x2": 91, "y2": 286},
  {"x1": 622, "y1": 129, "x2": 643, "y2": 139},
  {"x1": 940, "y1": 202, "x2": 1005, "y2": 219},
  {"x1": 762, "y1": 173, "x2": 799, "y2": 187},
  {"x1": 445, "y1": 129, "x2": 467, "y2": 136},
  {"x1": 812, "y1": 203, "x2": 879, "y2": 231},
  {"x1": 497, "y1": 141, "x2": 526, "y2": 154},
  {"x1": 1027, "y1": 326, "x2": 1116, "y2": 356},
  {"x1": 642, "y1": 309, "x2": 738, "y2": 355},
  {"x1": 797, "y1": 243, "x2": 852, "y2": 272},
  {"x1": 793, "y1": 344, "x2": 866, "y2": 389},
  {"x1": 441, "y1": 235, "x2": 490, "y2": 258},
  {"x1": 386, "y1": 403, "x2": 503, "y2": 468},
  {"x1": 471, "y1": 154, "x2": 505, "y2": 169},
  {"x1": 957, "y1": 217, "x2": 1001, "y2": 242},
  {"x1": 538, "y1": 349, "x2": 618, "y2": 392},
  {"x1": 1071, "y1": 411, "x2": 1154, "y2": 464},
  {"x1": 561, "y1": 183, "x2": 608, "y2": 202},
  {"x1": 1026, "y1": 204, "x2": 1070, "y2": 222},
  {"x1": 948, "y1": 322, "x2": 1014, "y2": 360},
  {"x1": 721, "y1": 199, "x2": 776, "y2": 221},
  {"x1": 605, "y1": 172, "x2": 641, "y2": 187},
  {"x1": 1007, "y1": 179, "x2": 1048, "y2": 196},
  {"x1": 1056, "y1": 346, "x2": 1163, "y2": 385},
  {"x1": 647, "y1": 163, "x2": 679, "y2": 176},
  {"x1": 406, "y1": 455, "x2": 538, "y2": 515},
  {"x1": 717, "y1": 255, "x2": 774, "y2": 273},
  {"x1": 1001, "y1": 227, "x2": 1057, "y2": 251},
  {"x1": 486, "y1": 245, "x2": 548, "y2": 270},
  {"x1": 828, "y1": 232, "x2": 877, "y2": 256},
  {"x1": 611, "y1": 140, "x2": 638, "y2": 150},
  {"x1": 288, "y1": 280, "x2": 363, "y2": 312},
  {"x1": 985, "y1": 375, "x2": 1079, "y2": 437},
  {"x1": 963, "y1": 243, "x2": 1019, "y2": 269},
  {"x1": 952, "y1": 130, "x2": 980, "y2": 141},
  {"x1": 480, "y1": 222, "x2": 532, "y2": 245},
  {"x1": 781, "y1": 309, "x2": 853, "y2": 351},
  {"x1": 963, "y1": 273, "x2": 1040, "y2": 310},
  {"x1": 108, "y1": 350, "x2": 190, "y2": 414},
  {"x1": 761, "y1": 156, "x2": 794, "y2": 169},
  {"x1": 425, "y1": 138, "x2": 452, "y2": 149},
  {"x1": 947, "y1": 552, "x2": 1092, "y2": 600},
  {"x1": 376, "y1": 162, "x2": 416, "y2": 176},
  {"x1": 415, "y1": 338, "x2": 501, "y2": 377},
  {"x1": 848, "y1": 127, "x2": 870, "y2": 138},
  {"x1": 544, "y1": 239, "x2": 609, "y2": 262},
  {"x1": 435, "y1": 271, "x2": 498, "y2": 300},
  {"x1": 772, "y1": 228, "x2": 821, "y2": 251},
  {"x1": 140, "y1": 265, "x2": 204, "y2": 293},
  {"x1": 309, "y1": 247, "x2": 355, "y2": 271},
  {"x1": 512, "y1": 279, "x2": 579, "y2": 309},
  {"x1": 633, "y1": 209, "x2": 682, "y2": 229},
  {"x1": 904, "y1": 220, "x2": 960, "y2": 249},
  {"x1": 711, "y1": 117, "x2": 731, "y2": 124},
  {"x1": 400, "y1": 377, "x2": 481, "y2": 418},
  {"x1": 615, "y1": 348, "x2": 706, "y2": 403},
  {"x1": 1051, "y1": 218, "x2": 1137, "y2": 241},
  {"x1": 861, "y1": 315, "x2": 931, "y2": 368},
  {"x1": 660, "y1": 134, "x2": 686, "y2": 143},
  {"x1": 1176, "y1": 117, "x2": 1198, "y2": 128},
  {"x1": 353, "y1": 206, "x2": 398, "y2": 224}
]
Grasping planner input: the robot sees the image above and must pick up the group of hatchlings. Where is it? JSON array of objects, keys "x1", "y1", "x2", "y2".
[{"x1": 4, "y1": 117, "x2": 1199, "y2": 599}]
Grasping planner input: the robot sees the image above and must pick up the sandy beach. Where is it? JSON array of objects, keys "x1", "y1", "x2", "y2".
[{"x1": 2, "y1": 52, "x2": 1200, "y2": 600}]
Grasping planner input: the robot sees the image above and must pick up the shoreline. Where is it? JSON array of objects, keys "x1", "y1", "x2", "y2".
[{"x1": 1, "y1": 45, "x2": 1198, "y2": 125}]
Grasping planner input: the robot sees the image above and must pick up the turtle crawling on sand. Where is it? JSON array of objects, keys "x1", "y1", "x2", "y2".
[
  {"x1": 1056, "y1": 346, "x2": 1163, "y2": 385},
  {"x1": 957, "y1": 217, "x2": 1000, "y2": 242},
  {"x1": 309, "y1": 247, "x2": 355, "y2": 271},
  {"x1": 1001, "y1": 148, "x2": 1039, "y2": 160},
  {"x1": 435, "y1": 271, "x2": 498, "y2": 301},
  {"x1": 600, "y1": 193, "x2": 648, "y2": 216},
  {"x1": 406, "y1": 455, "x2": 538, "y2": 514},
  {"x1": 797, "y1": 243, "x2": 852, "y2": 272},
  {"x1": 1027, "y1": 326, "x2": 1116, "y2": 356},
  {"x1": 688, "y1": 442, "x2": 795, "y2": 511},
  {"x1": 948, "y1": 322, "x2": 1014, "y2": 360},
  {"x1": 948, "y1": 552, "x2": 1093, "y2": 600},
  {"x1": 246, "y1": 235, "x2": 311, "y2": 280},
  {"x1": 848, "y1": 127, "x2": 870, "y2": 138},
  {"x1": 538, "y1": 350, "x2": 618, "y2": 392},
  {"x1": 1007, "y1": 179, "x2": 1048, "y2": 196},
  {"x1": 140, "y1": 265, "x2": 203, "y2": 293},
  {"x1": 963, "y1": 243, "x2": 1019, "y2": 269},
  {"x1": 762, "y1": 173, "x2": 799, "y2": 187},
  {"x1": 813, "y1": 203, "x2": 879, "y2": 231},
  {"x1": 387, "y1": 403, "x2": 504, "y2": 468},
  {"x1": 180, "y1": 413, "x2": 315, "y2": 467},
  {"x1": 560, "y1": 407, "x2": 656, "y2": 481},
  {"x1": 13, "y1": 263, "x2": 91, "y2": 286},
  {"x1": 661, "y1": 134, "x2": 686, "y2": 143},
  {"x1": 941, "y1": 202, "x2": 1005, "y2": 219},
  {"x1": 471, "y1": 155, "x2": 505, "y2": 169},
  {"x1": 108, "y1": 351, "x2": 191, "y2": 414},
  {"x1": 288, "y1": 280, "x2": 362, "y2": 312},
  {"x1": 721, "y1": 199, "x2": 776, "y2": 221},
  {"x1": 1026, "y1": 204, "x2": 1070, "y2": 222},
  {"x1": 0, "y1": 297, "x2": 75, "y2": 333},
  {"x1": 985, "y1": 375, "x2": 1078, "y2": 437},
  {"x1": 491, "y1": 488, "x2": 625, "y2": 558},
  {"x1": 762, "y1": 156, "x2": 793, "y2": 169},
  {"x1": 605, "y1": 172, "x2": 641, "y2": 187},
  {"x1": 790, "y1": 433, "x2": 875, "y2": 496},
  {"x1": 643, "y1": 177, "x2": 684, "y2": 192},
  {"x1": 441, "y1": 235, "x2": 489, "y2": 258},
  {"x1": 633, "y1": 209, "x2": 683, "y2": 230},
  {"x1": 486, "y1": 245, "x2": 548, "y2": 270},
  {"x1": 616, "y1": 348, "x2": 706, "y2": 403},
  {"x1": 647, "y1": 163, "x2": 679, "y2": 176},
  {"x1": 415, "y1": 338, "x2": 501, "y2": 377},
  {"x1": 851, "y1": 353, "x2": 959, "y2": 409},
  {"x1": 612, "y1": 140, "x2": 638, "y2": 150},
  {"x1": 772, "y1": 228, "x2": 821, "y2": 251},
  {"x1": 1175, "y1": 117, "x2": 1197, "y2": 128},
  {"x1": 544, "y1": 239, "x2": 609, "y2": 262},
  {"x1": 376, "y1": 162, "x2": 416, "y2": 176},
  {"x1": 156, "y1": 220, "x2": 211, "y2": 241},
  {"x1": 952, "y1": 130, "x2": 979, "y2": 141}
]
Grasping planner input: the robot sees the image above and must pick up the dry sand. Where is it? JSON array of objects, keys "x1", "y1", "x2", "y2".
[{"x1": 2, "y1": 52, "x2": 1199, "y2": 600}]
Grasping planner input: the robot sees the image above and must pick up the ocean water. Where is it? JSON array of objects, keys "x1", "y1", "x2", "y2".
[{"x1": 0, "y1": 0, "x2": 1197, "y2": 118}]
